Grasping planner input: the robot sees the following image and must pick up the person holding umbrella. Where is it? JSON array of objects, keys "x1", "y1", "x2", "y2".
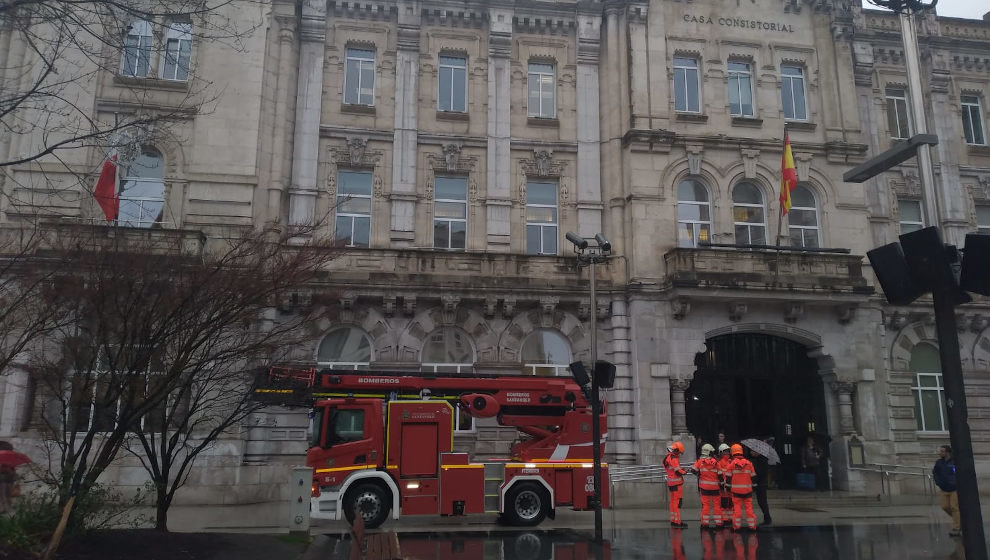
[
  {"x1": 0, "y1": 441, "x2": 31, "y2": 515},
  {"x1": 740, "y1": 438, "x2": 779, "y2": 526}
]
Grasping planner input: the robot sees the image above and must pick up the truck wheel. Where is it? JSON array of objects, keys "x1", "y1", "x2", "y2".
[
  {"x1": 503, "y1": 482, "x2": 550, "y2": 526},
  {"x1": 343, "y1": 483, "x2": 391, "y2": 529}
]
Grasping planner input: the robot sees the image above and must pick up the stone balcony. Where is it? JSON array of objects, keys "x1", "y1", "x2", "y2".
[
  {"x1": 323, "y1": 248, "x2": 597, "y2": 295},
  {"x1": 663, "y1": 246, "x2": 873, "y2": 295}
]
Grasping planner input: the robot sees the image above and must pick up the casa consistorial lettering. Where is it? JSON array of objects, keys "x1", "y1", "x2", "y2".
[{"x1": 683, "y1": 13, "x2": 795, "y2": 33}]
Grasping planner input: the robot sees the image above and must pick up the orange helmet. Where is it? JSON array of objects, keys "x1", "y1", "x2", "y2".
[
  {"x1": 669, "y1": 441, "x2": 685, "y2": 454},
  {"x1": 730, "y1": 444, "x2": 744, "y2": 457}
]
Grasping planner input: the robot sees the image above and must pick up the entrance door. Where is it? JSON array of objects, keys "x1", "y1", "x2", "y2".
[{"x1": 685, "y1": 333, "x2": 828, "y2": 489}]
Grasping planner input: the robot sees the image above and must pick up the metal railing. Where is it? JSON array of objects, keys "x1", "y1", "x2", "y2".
[
  {"x1": 848, "y1": 463, "x2": 937, "y2": 496},
  {"x1": 609, "y1": 464, "x2": 668, "y2": 508}
]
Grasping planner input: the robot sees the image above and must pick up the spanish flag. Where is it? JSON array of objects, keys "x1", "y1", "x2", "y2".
[{"x1": 779, "y1": 132, "x2": 797, "y2": 214}]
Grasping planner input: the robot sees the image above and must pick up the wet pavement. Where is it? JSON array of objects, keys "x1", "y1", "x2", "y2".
[{"x1": 323, "y1": 523, "x2": 986, "y2": 559}]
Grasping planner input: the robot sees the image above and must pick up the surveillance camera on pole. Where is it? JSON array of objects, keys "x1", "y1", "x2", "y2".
[
  {"x1": 565, "y1": 231, "x2": 588, "y2": 250},
  {"x1": 594, "y1": 233, "x2": 612, "y2": 253}
]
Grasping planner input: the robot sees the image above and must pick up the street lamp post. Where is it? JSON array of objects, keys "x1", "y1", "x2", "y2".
[{"x1": 565, "y1": 232, "x2": 611, "y2": 544}]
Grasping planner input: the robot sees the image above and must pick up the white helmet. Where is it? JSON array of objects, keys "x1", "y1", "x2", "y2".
[
  {"x1": 701, "y1": 444, "x2": 715, "y2": 457},
  {"x1": 718, "y1": 443, "x2": 731, "y2": 454}
]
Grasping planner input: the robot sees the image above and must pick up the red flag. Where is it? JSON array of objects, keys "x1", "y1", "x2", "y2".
[
  {"x1": 94, "y1": 154, "x2": 119, "y2": 221},
  {"x1": 778, "y1": 132, "x2": 797, "y2": 215}
]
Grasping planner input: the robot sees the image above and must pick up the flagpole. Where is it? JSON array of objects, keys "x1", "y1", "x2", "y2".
[{"x1": 774, "y1": 124, "x2": 791, "y2": 283}]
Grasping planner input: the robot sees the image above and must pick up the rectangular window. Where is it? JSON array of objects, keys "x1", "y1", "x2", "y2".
[
  {"x1": 121, "y1": 21, "x2": 153, "y2": 77},
  {"x1": 674, "y1": 57, "x2": 701, "y2": 113},
  {"x1": 886, "y1": 88, "x2": 912, "y2": 140},
  {"x1": 527, "y1": 62, "x2": 556, "y2": 118},
  {"x1": 728, "y1": 61, "x2": 754, "y2": 117},
  {"x1": 438, "y1": 55, "x2": 467, "y2": 112},
  {"x1": 420, "y1": 363, "x2": 476, "y2": 432},
  {"x1": 962, "y1": 95, "x2": 987, "y2": 146},
  {"x1": 161, "y1": 23, "x2": 192, "y2": 81},
  {"x1": 913, "y1": 373, "x2": 946, "y2": 432},
  {"x1": 433, "y1": 176, "x2": 467, "y2": 250},
  {"x1": 344, "y1": 48, "x2": 376, "y2": 106},
  {"x1": 977, "y1": 206, "x2": 990, "y2": 234},
  {"x1": 781, "y1": 65, "x2": 807, "y2": 121},
  {"x1": 334, "y1": 171, "x2": 372, "y2": 248},
  {"x1": 67, "y1": 348, "x2": 169, "y2": 433},
  {"x1": 898, "y1": 198, "x2": 924, "y2": 234},
  {"x1": 526, "y1": 181, "x2": 558, "y2": 255}
]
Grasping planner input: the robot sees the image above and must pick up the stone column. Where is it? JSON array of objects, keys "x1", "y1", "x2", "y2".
[
  {"x1": 929, "y1": 60, "x2": 968, "y2": 246},
  {"x1": 607, "y1": 298, "x2": 635, "y2": 463},
  {"x1": 576, "y1": 13, "x2": 603, "y2": 238},
  {"x1": 670, "y1": 378, "x2": 691, "y2": 434},
  {"x1": 485, "y1": 8, "x2": 513, "y2": 251},
  {"x1": 390, "y1": 2, "x2": 421, "y2": 246},
  {"x1": 287, "y1": 1, "x2": 327, "y2": 227},
  {"x1": 832, "y1": 381, "x2": 857, "y2": 435}
]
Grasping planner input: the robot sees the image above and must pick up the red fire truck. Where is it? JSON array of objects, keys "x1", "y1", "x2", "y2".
[{"x1": 256, "y1": 367, "x2": 609, "y2": 529}]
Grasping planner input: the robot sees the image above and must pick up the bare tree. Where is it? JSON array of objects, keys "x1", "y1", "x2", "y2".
[
  {"x1": 0, "y1": 0, "x2": 261, "y2": 208},
  {"x1": 25, "y1": 222, "x2": 336, "y2": 542}
]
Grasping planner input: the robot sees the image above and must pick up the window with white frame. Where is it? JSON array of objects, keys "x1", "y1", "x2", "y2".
[
  {"x1": 780, "y1": 65, "x2": 807, "y2": 121},
  {"x1": 68, "y1": 347, "x2": 167, "y2": 433},
  {"x1": 344, "y1": 47, "x2": 376, "y2": 106},
  {"x1": 119, "y1": 149, "x2": 166, "y2": 228},
  {"x1": 527, "y1": 62, "x2": 556, "y2": 118},
  {"x1": 732, "y1": 182, "x2": 767, "y2": 245},
  {"x1": 438, "y1": 54, "x2": 467, "y2": 112},
  {"x1": 898, "y1": 198, "x2": 924, "y2": 234},
  {"x1": 787, "y1": 184, "x2": 820, "y2": 248},
  {"x1": 727, "y1": 61, "x2": 755, "y2": 117},
  {"x1": 911, "y1": 343, "x2": 946, "y2": 432},
  {"x1": 422, "y1": 328, "x2": 475, "y2": 432},
  {"x1": 674, "y1": 57, "x2": 701, "y2": 113},
  {"x1": 160, "y1": 23, "x2": 192, "y2": 81},
  {"x1": 526, "y1": 181, "x2": 558, "y2": 255},
  {"x1": 121, "y1": 20, "x2": 153, "y2": 77},
  {"x1": 317, "y1": 327, "x2": 372, "y2": 370},
  {"x1": 677, "y1": 178, "x2": 711, "y2": 248},
  {"x1": 522, "y1": 330, "x2": 572, "y2": 377},
  {"x1": 962, "y1": 95, "x2": 986, "y2": 146},
  {"x1": 433, "y1": 176, "x2": 467, "y2": 250},
  {"x1": 886, "y1": 87, "x2": 912, "y2": 140},
  {"x1": 977, "y1": 206, "x2": 990, "y2": 234},
  {"x1": 334, "y1": 171, "x2": 372, "y2": 248}
]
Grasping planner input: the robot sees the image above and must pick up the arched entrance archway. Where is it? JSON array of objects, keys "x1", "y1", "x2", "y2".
[{"x1": 686, "y1": 333, "x2": 828, "y2": 489}]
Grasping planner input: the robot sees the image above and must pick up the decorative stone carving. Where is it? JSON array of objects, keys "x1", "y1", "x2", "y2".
[
  {"x1": 326, "y1": 172, "x2": 336, "y2": 196},
  {"x1": 484, "y1": 296, "x2": 498, "y2": 318},
  {"x1": 686, "y1": 144, "x2": 704, "y2": 176},
  {"x1": 596, "y1": 300, "x2": 611, "y2": 319},
  {"x1": 578, "y1": 299, "x2": 591, "y2": 320},
  {"x1": 382, "y1": 295, "x2": 396, "y2": 317},
  {"x1": 740, "y1": 149, "x2": 759, "y2": 179},
  {"x1": 440, "y1": 294, "x2": 461, "y2": 325},
  {"x1": 443, "y1": 143, "x2": 461, "y2": 172},
  {"x1": 347, "y1": 138, "x2": 367, "y2": 167},
  {"x1": 469, "y1": 178, "x2": 479, "y2": 203},
  {"x1": 521, "y1": 150, "x2": 566, "y2": 178},
  {"x1": 340, "y1": 291, "x2": 357, "y2": 322},
  {"x1": 793, "y1": 152, "x2": 813, "y2": 182},
  {"x1": 887, "y1": 310, "x2": 908, "y2": 330},
  {"x1": 373, "y1": 175, "x2": 385, "y2": 199},
  {"x1": 427, "y1": 144, "x2": 477, "y2": 174},
  {"x1": 402, "y1": 295, "x2": 417, "y2": 316},
  {"x1": 831, "y1": 381, "x2": 857, "y2": 435},
  {"x1": 728, "y1": 302, "x2": 747, "y2": 322},
  {"x1": 980, "y1": 176, "x2": 990, "y2": 200},
  {"x1": 971, "y1": 314, "x2": 989, "y2": 333},
  {"x1": 502, "y1": 296, "x2": 516, "y2": 318},
  {"x1": 671, "y1": 378, "x2": 692, "y2": 392},
  {"x1": 425, "y1": 180, "x2": 434, "y2": 200},
  {"x1": 539, "y1": 296, "x2": 560, "y2": 327},
  {"x1": 784, "y1": 303, "x2": 805, "y2": 324},
  {"x1": 671, "y1": 298, "x2": 691, "y2": 320}
]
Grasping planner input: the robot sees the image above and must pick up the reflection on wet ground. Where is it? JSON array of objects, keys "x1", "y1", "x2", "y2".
[{"x1": 332, "y1": 523, "x2": 986, "y2": 559}]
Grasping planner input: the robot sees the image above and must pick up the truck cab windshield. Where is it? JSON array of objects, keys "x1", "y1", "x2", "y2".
[{"x1": 327, "y1": 408, "x2": 365, "y2": 446}]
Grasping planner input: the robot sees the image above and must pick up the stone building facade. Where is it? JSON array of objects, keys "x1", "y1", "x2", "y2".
[{"x1": 1, "y1": 0, "x2": 990, "y2": 501}]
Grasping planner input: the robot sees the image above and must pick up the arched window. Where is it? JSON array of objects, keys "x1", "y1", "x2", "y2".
[
  {"x1": 787, "y1": 184, "x2": 820, "y2": 249},
  {"x1": 522, "y1": 330, "x2": 572, "y2": 376},
  {"x1": 732, "y1": 182, "x2": 766, "y2": 245},
  {"x1": 911, "y1": 343, "x2": 946, "y2": 432},
  {"x1": 677, "y1": 178, "x2": 711, "y2": 248},
  {"x1": 119, "y1": 149, "x2": 166, "y2": 228},
  {"x1": 317, "y1": 327, "x2": 372, "y2": 369},
  {"x1": 121, "y1": 20, "x2": 153, "y2": 77},
  {"x1": 422, "y1": 328, "x2": 475, "y2": 431}
]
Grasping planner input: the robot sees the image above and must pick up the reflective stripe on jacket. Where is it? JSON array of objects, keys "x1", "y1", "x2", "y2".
[
  {"x1": 728, "y1": 457, "x2": 756, "y2": 494},
  {"x1": 663, "y1": 452, "x2": 685, "y2": 486},
  {"x1": 694, "y1": 457, "x2": 721, "y2": 491}
]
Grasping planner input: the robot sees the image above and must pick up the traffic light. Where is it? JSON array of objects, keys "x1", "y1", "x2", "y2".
[
  {"x1": 569, "y1": 361, "x2": 590, "y2": 387},
  {"x1": 593, "y1": 360, "x2": 616, "y2": 389}
]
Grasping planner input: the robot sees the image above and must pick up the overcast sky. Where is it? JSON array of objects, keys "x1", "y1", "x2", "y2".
[{"x1": 861, "y1": 0, "x2": 987, "y2": 21}]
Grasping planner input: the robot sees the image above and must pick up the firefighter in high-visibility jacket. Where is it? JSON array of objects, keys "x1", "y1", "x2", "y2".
[
  {"x1": 693, "y1": 443, "x2": 722, "y2": 529},
  {"x1": 663, "y1": 441, "x2": 688, "y2": 527},
  {"x1": 717, "y1": 443, "x2": 733, "y2": 526},
  {"x1": 727, "y1": 444, "x2": 757, "y2": 531}
]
